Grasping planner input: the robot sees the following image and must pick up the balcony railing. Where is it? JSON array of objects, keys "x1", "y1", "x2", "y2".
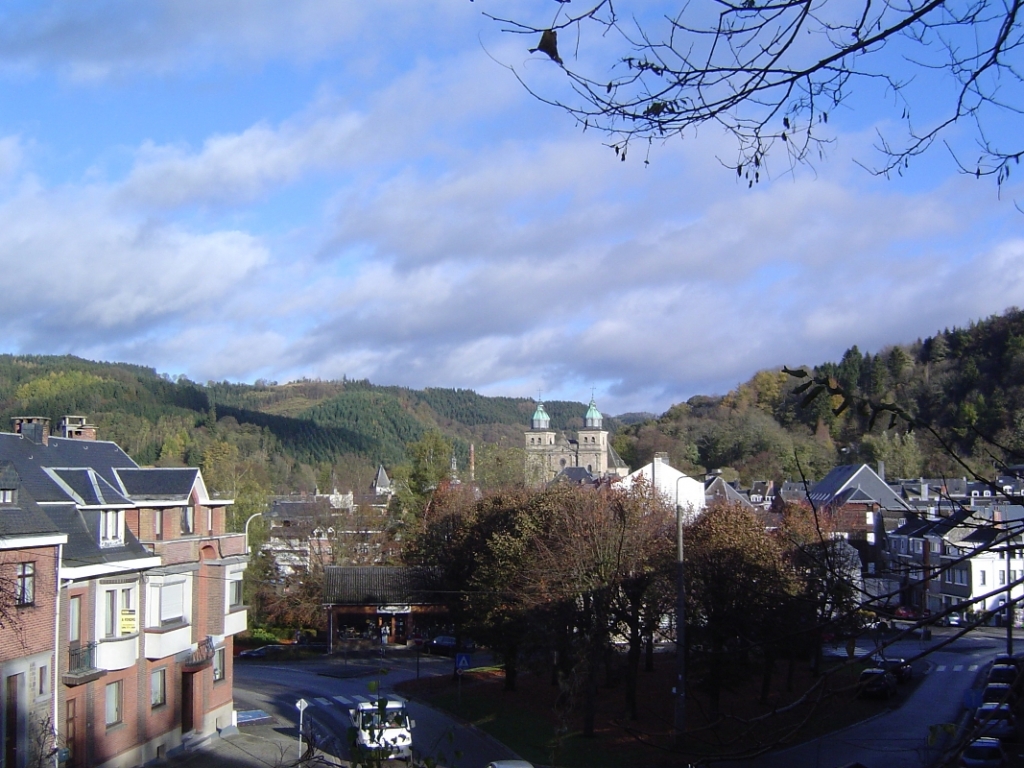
[
  {"x1": 183, "y1": 636, "x2": 216, "y2": 670},
  {"x1": 69, "y1": 641, "x2": 96, "y2": 672},
  {"x1": 64, "y1": 642, "x2": 105, "y2": 686}
]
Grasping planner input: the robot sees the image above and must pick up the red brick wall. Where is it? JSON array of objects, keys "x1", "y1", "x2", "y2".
[
  {"x1": 91, "y1": 668, "x2": 140, "y2": 764},
  {"x1": 0, "y1": 545, "x2": 60, "y2": 660}
]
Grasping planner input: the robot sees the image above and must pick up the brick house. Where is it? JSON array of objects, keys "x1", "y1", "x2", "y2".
[
  {"x1": 0, "y1": 416, "x2": 247, "y2": 768},
  {"x1": 1, "y1": 462, "x2": 67, "y2": 768}
]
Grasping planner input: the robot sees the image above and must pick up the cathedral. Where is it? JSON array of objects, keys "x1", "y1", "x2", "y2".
[{"x1": 524, "y1": 398, "x2": 630, "y2": 485}]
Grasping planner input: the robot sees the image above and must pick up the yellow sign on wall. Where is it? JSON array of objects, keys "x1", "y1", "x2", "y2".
[{"x1": 119, "y1": 609, "x2": 137, "y2": 634}]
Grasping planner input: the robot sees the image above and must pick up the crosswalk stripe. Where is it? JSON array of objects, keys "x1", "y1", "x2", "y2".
[
  {"x1": 954, "y1": 665, "x2": 963, "y2": 672},
  {"x1": 315, "y1": 698, "x2": 332, "y2": 706},
  {"x1": 937, "y1": 665, "x2": 947, "y2": 671},
  {"x1": 333, "y1": 695, "x2": 351, "y2": 705},
  {"x1": 970, "y1": 664, "x2": 979, "y2": 671},
  {"x1": 352, "y1": 695, "x2": 368, "y2": 703}
]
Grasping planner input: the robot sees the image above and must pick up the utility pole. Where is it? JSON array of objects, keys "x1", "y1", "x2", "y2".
[{"x1": 674, "y1": 474, "x2": 687, "y2": 749}]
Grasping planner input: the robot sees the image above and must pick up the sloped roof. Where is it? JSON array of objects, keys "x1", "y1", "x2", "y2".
[
  {"x1": 809, "y1": 464, "x2": 912, "y2": 512},
  {"x1": 705, "y1": 476, "x2": 755, "y2": 508},
  {"x1": 0, "y1": 433, "x2": 136, "y2": 503},
  {"x1": 45, "y1": 468, "x2": 133, "y2": 507},
  {"x1": 42, "y1": 501, "x2": 152, "y2": 568},
  {"x1": 0, "y1": 487, "x2": 60, "y2": 539},
  {"x1": 323, "y1": 566, "x2": 440, "y2": 605},
  {"x1": 552, "y1": 466, "x2": 596, "y2": 485},
  {"x1": 115, "y1": 467, "x2": 198, "y2": 501}
]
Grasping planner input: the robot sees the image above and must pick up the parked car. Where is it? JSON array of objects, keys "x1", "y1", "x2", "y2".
[
  {"x1": 857, "y1": 668, "x2": 897, "y2": 698},
  {"x1": 960, "y1": 736, "x2": 1007, "y2": 767},
  {"x1": 973, "y1": 702, "x2": 1018, "y2": 739},
  {"x1": 988, "y1": 664, "x2": 1021, "y2": 687},
  {"x1": 874, "y1": 656, "x2": 913, "y2": 683},
  {"x1": 485, "y1": 763, "x2": 535, "y2": 768},
  {"x1": 982, "y1": 683, "x2": 1018, "y2": 705},
  {"x1": 238, "y1": 644, "x2": 289, "y2": 659},
  {"x1": 427, "y1": 636, "x2": 476, "y2": 656}
]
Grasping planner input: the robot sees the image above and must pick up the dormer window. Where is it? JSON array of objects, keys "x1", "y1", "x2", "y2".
[
  {"x1": 0, "y1": 488, "x2": 13, "y2": 504},
  {"x1": 100, "y1": 509, "x2": 124, "y2": 548}
]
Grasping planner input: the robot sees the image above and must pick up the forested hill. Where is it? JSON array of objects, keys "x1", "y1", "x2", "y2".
[
  {"x1": 3, "y1": 306, "x2": 1023, "y2": 495},
  {"x1": 612, "y1": 307, "x2": 1024, "y2": 487},
  {"x1": 0, "y1": 356, "x2": 608, "y2": 493}
]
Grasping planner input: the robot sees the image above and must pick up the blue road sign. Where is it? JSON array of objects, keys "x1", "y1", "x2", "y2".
[{"x1": 455, "y1": 653, "x2": 471, "y2": 671}]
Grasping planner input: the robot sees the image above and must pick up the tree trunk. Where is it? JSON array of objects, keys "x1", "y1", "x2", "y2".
[
  {"x1": 759, "y1": 649, "x2": 775, "y2": 704},
  {"x1": 625, "y1": 620, "x2": 642, "y2": 720},
  {"x1": 503, "y1": 644, "x2": 518, "y2": 692}
]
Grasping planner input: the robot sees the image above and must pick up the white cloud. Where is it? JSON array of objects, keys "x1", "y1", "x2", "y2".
[
  {"x1": 0, "y1": 187, "x2": 268, "y2": 347},
  {"x1": 121, "y1": 112, "x2": 364, "y2": 208}
]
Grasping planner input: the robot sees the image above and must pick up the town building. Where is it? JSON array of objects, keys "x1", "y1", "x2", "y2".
[
  {"x1": 524, "y1": 399, "x2": 629, "y2": 486},
  {"x1": 0, "y1": 416, "x2": 247, "y2": 768}
]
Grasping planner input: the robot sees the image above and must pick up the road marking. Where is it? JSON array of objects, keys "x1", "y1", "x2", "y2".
[
  {"x1": 315, "y1": 698, "x2": 332, "y2": 707},
  {"x1": 970, "y1": 664, "x2": 979, "y2": 671},
  {"x1": 937, "y1": 665, "x2": 947, "y2": 672},
  {"x1": 954, "y1": 665, "x2": 964, "y2": 672},
  {"x1": 332, "y1": 696, "x2": 351, "y2": 705},
  {"x1": 352, "y1": 695, "x2": 368, "y2": 703}
]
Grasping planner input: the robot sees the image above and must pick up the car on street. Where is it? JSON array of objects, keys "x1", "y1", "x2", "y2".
[
  {"x1": 982, "y1": 683, "x2": 1018, "y2": 705},
  {"x1": 427, "y1": 636, "x2": 476, "y2": 656},
  {"x1": 973, "y1": 702, "x2": 1018, "y2": 739},
  {"x1": 873, "y1": 656, "x2": 913, "y2": 683},
  {"x1": 349, "y1": 698, "x2": 415, "y2": 761},
  {"x1": 988, "y1": 664, "x2": 1021, "y2": 687},
  {"x1": 238, "y1": 644, "x2": 289, "y2": 659},
  {"x1": 857, "y1": 668, "x2": 897, "y2": 698},
  {"x1": 960, "y1": 736, "x2": 1007, "y2": 767}
]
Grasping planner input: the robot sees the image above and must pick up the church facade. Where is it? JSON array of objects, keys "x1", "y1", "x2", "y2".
[{"x1": 524, "y1": 399, "x2": 629, "y2": 485}]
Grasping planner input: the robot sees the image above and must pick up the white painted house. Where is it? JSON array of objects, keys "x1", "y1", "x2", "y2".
[{"x1": 618, "y1": 453, "x2": 705, "y2": 518}]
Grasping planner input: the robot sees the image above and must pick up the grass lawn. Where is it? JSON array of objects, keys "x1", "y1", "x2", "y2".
[{"x1": 397, "y1": 650, "x2": 916, "y2": 767}]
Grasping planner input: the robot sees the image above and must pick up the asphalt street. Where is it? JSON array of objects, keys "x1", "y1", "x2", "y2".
[{"x1": 232, "y1": 647, "x2": 519, "y2": 768}]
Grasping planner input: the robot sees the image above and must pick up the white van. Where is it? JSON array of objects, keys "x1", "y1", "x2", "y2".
[{"x1": 349, "y1": 698, "x2": 415, "y2": 761}]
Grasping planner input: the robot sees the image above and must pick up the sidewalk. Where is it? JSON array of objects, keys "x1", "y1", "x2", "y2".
[{"x1": 164, "y1": 721, "x2": 341, "y2": 768}]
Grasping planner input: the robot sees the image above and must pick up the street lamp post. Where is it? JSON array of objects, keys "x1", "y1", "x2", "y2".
[
  {"x1": 244, "y1": 512, "x2": 264, "y2": 556},
  {"x1": 674, "y1": 475, "x2": 688, "y2": 748}
]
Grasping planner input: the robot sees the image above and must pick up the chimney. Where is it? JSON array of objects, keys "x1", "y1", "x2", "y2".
[
  {"x1": 920, "y1": 477, "x2": 928, "y2": 501},
  {"x1": 877, "y1": 461, "x2": 885, "y2": 481},
  {"x1": 12, "y1": 416, "x2": 50, "y2": 445},
  {"x1": 59, "y1": 415, "x2": 97, "y2": 440},
  {"x1": 654, "y1": 452, "x2": 669, "y2": 465}
]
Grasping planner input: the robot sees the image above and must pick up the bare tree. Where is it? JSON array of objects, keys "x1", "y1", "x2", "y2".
[{"x1": 486, "y1": 0, "x2": 1024, "y2": 188}]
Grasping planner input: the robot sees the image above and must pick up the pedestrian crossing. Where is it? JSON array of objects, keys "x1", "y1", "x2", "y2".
[
  {"x1": 307, "y1": 694, "x2": 405, "y2": 708},
  {"x1": 931, "y1": 663, "x2": 979, "y2": 673}
]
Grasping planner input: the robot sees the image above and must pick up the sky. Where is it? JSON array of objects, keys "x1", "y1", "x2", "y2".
[{"x1": 0, "y1": 0, "x2": 1021, "y2": 417}]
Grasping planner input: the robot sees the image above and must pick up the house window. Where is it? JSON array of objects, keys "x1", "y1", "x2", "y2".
[
  {"x1": 151, "y1": 668, "x2": 166, "y2": 708},
  {"x1": 15, "y1": 563, "x2": 35, "y2": 605},
  {"x1": 153, "y1": 508, "x2": 163, "y2": 540},
  {"x1": 100, "y1": 510, "x2": 123, "y2": 547},
  {"x1": 181, "y1": 505, "x2": 194, "y2": 535},
  {"x1": 38, "y1": 664, "x2": 49, "y2": 697},
  {"x1": 213, "y1": 647, "x2": 225, "y2": 682},
  {"x1": 105, "y1": 680, "x2": 122, "y2": 726},
  {"x1": 1000, "y1": 571, "x2": 1007, "y2": 586},
  {"x1": 981, "y1": 571, "x2": 987, "y2": 586},
  {"x1": 104, "y1": 590, "x2": 117, "y2": 637},
  {"x1": 0, "y1": 489, "x2": 12, "y2": 503},
  {"x1": 157, "y1": 581, "x2": 185, "y2": 626},
  {"x1": 69, "y1": 595, "x2": 81, "y2": 642},
  {"x1": 229, "y1": 579, "x2": 243, "y2": 608},
  {"x1": 207, "y1": 506, "x2": 213, "y2": 534}
]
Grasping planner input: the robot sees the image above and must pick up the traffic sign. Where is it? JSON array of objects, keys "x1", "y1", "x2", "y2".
[
  {"x1": 296, "y1": 698, "x2": 309, "y2": 712},
  {"x1": 455, "y1": 653, "x2": 471, "y2": 671}
]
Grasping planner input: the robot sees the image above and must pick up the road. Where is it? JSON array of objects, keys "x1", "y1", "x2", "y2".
[
  {"x1": 232, "y1": 647, "x2": 518, "y2": 768},
  {"x1": 722, "y1": 626, "x2": 1011, "y2": 768}
]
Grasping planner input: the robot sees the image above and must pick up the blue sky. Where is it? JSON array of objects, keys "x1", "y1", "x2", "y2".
[{"x1": 0, "y1": 1, "x2": 1021, "y2": 416}]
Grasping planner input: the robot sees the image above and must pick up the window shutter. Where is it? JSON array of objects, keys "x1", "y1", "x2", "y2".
[{"x1": 160, "y1": 581, "x2": 185, "y2": 622}]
